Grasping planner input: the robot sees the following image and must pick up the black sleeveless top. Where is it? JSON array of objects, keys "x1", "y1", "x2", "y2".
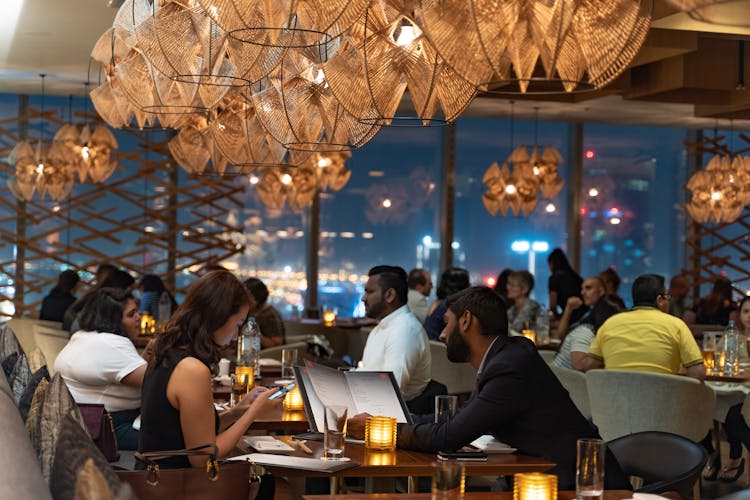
[{"x1": 138, "y1": 349, "x2": 219, "y2": 469}]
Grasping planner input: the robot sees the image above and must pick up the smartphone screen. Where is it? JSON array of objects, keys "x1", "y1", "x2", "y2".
[
  {"x1": 269, "y1": 383, "x2": 296, "y2": 400},
  {"x1": 437, "y1": 450, "x2": 488, "y2": 461}
]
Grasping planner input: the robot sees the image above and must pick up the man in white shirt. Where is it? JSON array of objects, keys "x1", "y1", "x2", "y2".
[
  {"x1": 361, "y1": 265, "x2": 431, "y2": 402},
  {"x1": 407, "y1": 268, "x2": 432, "y2": 323}
]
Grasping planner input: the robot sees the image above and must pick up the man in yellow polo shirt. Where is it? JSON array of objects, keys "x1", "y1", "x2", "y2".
[{"x1": 582, "y1": 274, "x2": 705, "y2": 380}]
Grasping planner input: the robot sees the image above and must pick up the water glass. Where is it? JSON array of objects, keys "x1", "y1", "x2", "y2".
[
  {"x1": 281, "y1": 348, "x2": 298, "y2": 380},
  {"x1": 576, "y1": 438, "x2": 605, "y2": 499},
  {"x1": 434, "y1": 395, "x2": 458, "y2": 424},
  {"x1": 431, "y1": 460, "x2": 465, "y2": 499},
  {"x1": 323, "y1": 405, "x2": 348, "y2": 460}
]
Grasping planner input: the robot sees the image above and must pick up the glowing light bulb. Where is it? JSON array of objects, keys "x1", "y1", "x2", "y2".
[
  {"x1": 505, "y1": 184, "x2": 517, "y2": 195},
  {"x1": 281, "y1": 173, "x2": 292, "y2": 185},
  {"x1": 382, "y1": 198, "x2": 392, "y2": 208},
  {"x1": 394, "y1": 21, "x2": 418, "y2": 46},
  {"x1": 36, "y1": 162, "x2": 44, "y2": 174},
  {"x1": 545, "y1": 203, "x2": 556, "y2": 213},
  {"x1": 317, "y1": 157, "x2": 331, "y2": 168},
  {"x1": 588, "y1": 188, "x2": 599, "y2": 197},
  {"x1": 532, "y1": 166, "x2": 541, "y2": 176},
  {"x1": 249, "y1": 175, "x2": 259, "y2": 185},
  {"x1": 81, "y1": 146, "x2": 90, "y2": 160},
  {"x1": 711, "y1": 191, "x2": 722, "y2": 201}
]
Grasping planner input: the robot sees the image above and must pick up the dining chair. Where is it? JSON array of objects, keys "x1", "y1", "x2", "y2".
[
  {"x1": 549, "y1": 364, "x2": 591, "y2": 420},
  {"x1": 538, "y1": 349, "x2": 557, "y2": 364},
  {"x1": 608, "y1": 431, "x2": 706, "y2": 500},
  {"x1": 586, "y1": 369, "x2": 715, "y2": 442},
  {"x1": 7, "y1": 318, "x2": 62, "y2": 355},
  {"x1": 31, "y1": 325, "x2": 69, "y2": 376},
  {"x1": 428, "y1": 340, "x2": 477, "y2": 395}
]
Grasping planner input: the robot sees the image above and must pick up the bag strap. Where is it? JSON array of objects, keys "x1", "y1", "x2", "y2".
[{"x1": 136, "y1": 444, "x2": 221, "y2": 484}]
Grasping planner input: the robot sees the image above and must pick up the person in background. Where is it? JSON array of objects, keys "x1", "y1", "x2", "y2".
[
  {"x1": 407, "y1": 268, "x2": 432, "y2": 323},
  {"x1": 582, "y1": 274, "x2": 705, "y2": 379},
  {"x1": 599, "y1": 267, "x2": 626, "y2": 310},
  {"x1": 492, "y1": 268, "x2": 513, "y2": 304},
  {"x1": 554, "y1": 276, "x2": 620, "y2": 341},
  {"x1": 55, "y1": 287, "x2": 144, "y2": 449},
  {"x1": 348, "y1": 287, "x2": 631, "y2": 491},
  {"x1": 703, "y1": 295, "x2": 750, "y2": 482},
  {"x1": 694, "y1": 276, "x2": 737, "y2": 325},
  {"x1": 360, "y1": 265, "x2": 431, "y2": 403},
  {"x1": 63, "y1": 269, "x2": 136, "y2": 333},
  {"x1": 423, "y1": 267, "x2": 471, "y2": 340},
  {"x1": 244, "y1": 277, "x2": 285, "y2": 348},
  {"x1": 40, "y1": 270, "x2": 81, "y2": 322},
  {"x1": 668, "y1": 274, "x2": 692, "y2": 321},
  {"x1": 552, "y1": 297, "x2": 620, "y2": 371},
  {"x1": 506, "y1": 270, "x2": 541, "y2": 333},
  {"x1": 547, "y1": 248, "x2": 584, "y2": 323},
  {"x1": 138, "y1": 274, "x2": 178, "y2": 319},
  {"x1": 95, "y1": 263, "x2": 117, "y2": 288},
  {"x1": 139, "y1": 271, "x2": 281, "y2": 470}
]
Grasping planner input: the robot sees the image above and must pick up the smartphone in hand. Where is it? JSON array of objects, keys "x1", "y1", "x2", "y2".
[{"x1": 269, "y1": 383, "x2": 296, "y2": 400}]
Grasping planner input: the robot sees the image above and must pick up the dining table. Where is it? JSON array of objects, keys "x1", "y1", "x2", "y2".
[{"x1": 236, "y1": 436, "x2": 555, "y2": 494}]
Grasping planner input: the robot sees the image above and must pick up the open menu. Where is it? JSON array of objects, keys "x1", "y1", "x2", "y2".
[{"x1": 294, "y1": 363, "x2": 413, "y2": 433}]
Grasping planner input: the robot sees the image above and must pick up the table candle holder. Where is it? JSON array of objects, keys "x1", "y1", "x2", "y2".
[
  {"x1": 365, "y1": 416, "x2": 397, "y2": 451},
  {"x1": 282, "y1": 385, "x2": 305, "y2": 411},
  {"x1": 521, "y1": 329, "x2": 536, "y2": 343},
  {"x1": 513, "y1": 472, "x2": 557, "y2": 500},
  {"x1": 323, "y1": 309, "x2": 336, "y2": 327},
  {"x1": 234, "y1": 365, "x2": 254, "y2": 390}
]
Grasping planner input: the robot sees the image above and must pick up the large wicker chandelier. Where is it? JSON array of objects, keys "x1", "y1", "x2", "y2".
[
  {"x1": 686, "y1": 154, "x2": 750, "y2": 224},
  {"x1": 665, "y1": 0, "x2": 750, "y2": 26},
  {"x1": 418, "y1": 0, "x2": 652, "y2": 93}
]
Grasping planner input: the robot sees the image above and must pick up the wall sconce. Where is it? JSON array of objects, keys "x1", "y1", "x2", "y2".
[
  {"x1": 513, "y1": 473, "x2": 557, "y2": 500},
  {"x1": 365, "y1": 416, "x2": 397, "y2": 451},
  {"x1": 283, "y1": 385, "x2": 305, "y2": 411}
]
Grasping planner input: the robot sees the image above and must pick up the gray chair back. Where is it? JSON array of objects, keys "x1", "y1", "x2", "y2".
[
  {"x1": 586, "y1": 369, "x2": 715, "y2": 442},
  {"x1": 550, "y1": 364, "x2": 590, "y2": 419},
  {"x1": 428, "y1": 340, "x2": 476, "y2": 395}
]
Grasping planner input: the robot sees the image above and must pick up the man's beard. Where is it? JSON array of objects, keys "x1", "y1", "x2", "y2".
[
  {"x1": 365, "y1": 296, "x2": 386, "y2": 319},
  {"x1": 446, "y1": 325, "x2": 470, "y2": 363}
]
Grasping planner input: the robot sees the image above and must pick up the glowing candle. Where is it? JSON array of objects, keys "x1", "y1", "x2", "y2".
[
  {"x1": 513, "y1": 473, "x2": 557, "y2": 500},
  {"x1": 365, "y1": 416, "x2": 397, "y2": 451},
  {"x1": 283, "y1": 385, "x2": 305, "y2": 411}
]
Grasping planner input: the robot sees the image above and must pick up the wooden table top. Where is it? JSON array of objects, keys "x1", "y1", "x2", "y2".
[
  {"x1": 705, "y1": 370, "x2": 750, "y2": 383},
  {"x1": 303, "y1": 492, "x2": 633, "y2": 500},
  {"x1": 241, "y1": 437, "x2": 555, "y2": 479}
]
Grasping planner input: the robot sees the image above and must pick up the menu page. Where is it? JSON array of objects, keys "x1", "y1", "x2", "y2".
[{"x1": 345, "y1": 371, "x2": 409, "y2": 423}]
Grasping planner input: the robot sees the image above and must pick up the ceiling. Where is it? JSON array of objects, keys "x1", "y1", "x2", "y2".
[{"x1": 0, "y1": 0, "x2": 749, "y2": 129}]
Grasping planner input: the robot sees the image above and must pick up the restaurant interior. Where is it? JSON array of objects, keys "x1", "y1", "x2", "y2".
[{"x1": 1, "y1": 0, "x2": 750, "y2": 499}]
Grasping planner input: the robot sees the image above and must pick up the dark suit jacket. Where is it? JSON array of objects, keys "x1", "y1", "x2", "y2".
[{"x1": 397, "y1": 335, "x2": 630, "y2": 490}]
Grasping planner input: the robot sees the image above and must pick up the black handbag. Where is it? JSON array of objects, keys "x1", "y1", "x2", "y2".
[
  {"x1": 77, "y1": 403, "x2": 119, "y2": 462},
  {"x1": 116, "y1": 444, "x2": 264, "y2": 500}
]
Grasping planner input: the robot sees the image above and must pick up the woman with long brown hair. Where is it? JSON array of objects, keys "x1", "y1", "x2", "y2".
[{"x1": 138, "y1": 270, "x2": 280, "y2": 469}]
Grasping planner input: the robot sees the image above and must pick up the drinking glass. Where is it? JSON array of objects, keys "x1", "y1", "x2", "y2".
[
  {"x1": 281, "y1": 348, "x2": 298, "y2": 380},
  {"x1": 702, "y1": 333, "x2": 716, "y2": 373},
  {"x1": 434, "y1": 395, "x2": 458, "y2": 424},
  {"x1": 323, "y1": 405, "x2": 348, "y2": 460},
  {"x1": 576, "y1": 438, "x2": 605, "y2": 500},
  {"x1": 431, "y1": 460, "x2": 465, "y2": 499}
]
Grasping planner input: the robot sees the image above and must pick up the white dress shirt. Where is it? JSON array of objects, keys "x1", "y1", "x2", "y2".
[
  {"x1": 407, "y1": 289, "x2": 430, "y2": 323},
  {"x1": 361, "y1": 305, "x2": 431, "y2": 401}
]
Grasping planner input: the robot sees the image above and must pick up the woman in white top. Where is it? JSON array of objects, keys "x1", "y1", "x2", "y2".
[{"x1": 55, "y1": 287, "x2": 144, "y2": 449}]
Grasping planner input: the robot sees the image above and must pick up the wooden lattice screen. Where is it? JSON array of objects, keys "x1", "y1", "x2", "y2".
[
  {"x1": 684, "y1": 132, "x2": 750, "y2": 296},
  {"x1": 0, "y1": 102, "x2": 245, "y2": 319}
]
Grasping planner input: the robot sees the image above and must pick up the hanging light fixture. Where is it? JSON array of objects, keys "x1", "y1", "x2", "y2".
[
  {"x1": 686, "y1": 154, "x2": 750, "y2": 224},
  {"x1": 322, "y1": 0, "x2": 477, "y2": 125},
  {"x1": 418, "y1": 0, "x2": 652, "y2": 93},
  {"x1": 8, "y1": 75, "x2": 75, "y2": 202},
  {"x1": 507, "y1": 108, "x2": 565, "y2": 200},
  {"x1": 665, "y1": 0, "x2": 750, "y2": 26},
  {"x1": 482, "y1": 102, "x2": 539, "y2": 217}
]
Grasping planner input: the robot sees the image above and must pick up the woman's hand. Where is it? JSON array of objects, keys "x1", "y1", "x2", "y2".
[
  {"x1": 244, "y1": 387, "x2": 283, "y2": 418},
  {"x1": 241, "y1": 386, "x2": 270, "y2": 405}
]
